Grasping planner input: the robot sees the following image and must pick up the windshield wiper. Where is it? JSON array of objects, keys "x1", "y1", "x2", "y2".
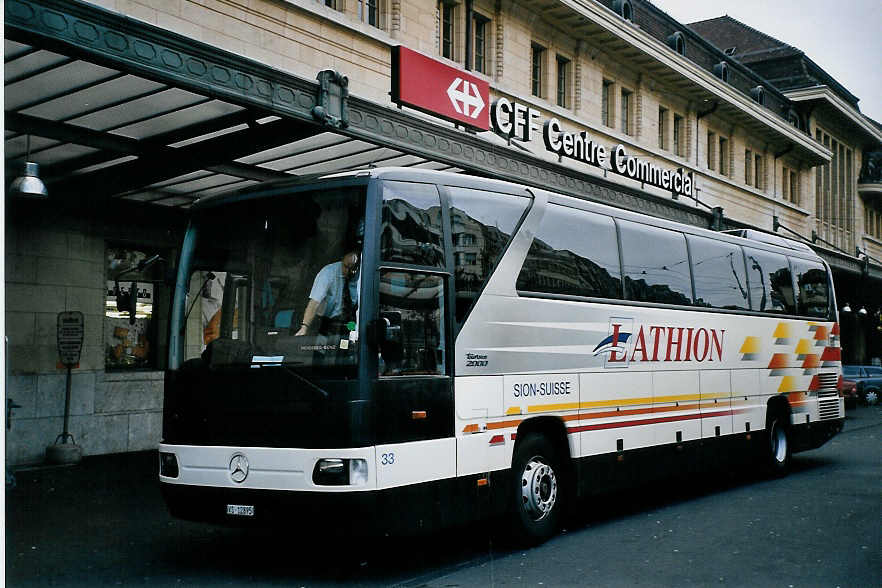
[{"x1": 279, "y1": 364, "x2": 329, "y2": 401}]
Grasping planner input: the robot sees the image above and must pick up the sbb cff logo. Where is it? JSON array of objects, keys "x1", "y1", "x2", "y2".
[{"x1": 391, "y1": 46, "x2": 490, "y2": 131}]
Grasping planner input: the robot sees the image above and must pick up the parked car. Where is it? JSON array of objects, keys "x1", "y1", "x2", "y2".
[{"x1": 841, "y1": 365, "x2": 882, "y2": 406}]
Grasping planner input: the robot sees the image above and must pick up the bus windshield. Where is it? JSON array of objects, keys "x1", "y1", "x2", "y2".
[{"x1": 180, "y1": 186, "x2": 366, "y2": 374}]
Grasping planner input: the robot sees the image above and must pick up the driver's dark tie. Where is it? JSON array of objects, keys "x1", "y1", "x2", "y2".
[{"x1": 342, "y1": 277, "x2": 355, "y2": 323}]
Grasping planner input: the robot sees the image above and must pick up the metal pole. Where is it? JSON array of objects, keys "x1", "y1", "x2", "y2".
[{"x1": 62, "y1": 365, "x2": 72, "y2": 444}]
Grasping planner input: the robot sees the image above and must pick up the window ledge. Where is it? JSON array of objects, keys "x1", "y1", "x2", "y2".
[
  {"x1": 103, "y1": 370, "x2": 164, "y2": 382},
  {"x1": 283, "y1": 0, "x2": 395, "y2": 49}
]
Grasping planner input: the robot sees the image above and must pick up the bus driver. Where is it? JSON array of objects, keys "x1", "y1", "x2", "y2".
[{"x1": 294, "y1": 250, "x2": 360, "y2": 336}]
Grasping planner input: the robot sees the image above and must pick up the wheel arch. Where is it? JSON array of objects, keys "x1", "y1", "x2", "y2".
[
  {"x1": 514, "y1": 416, "x2": 572, "y2": 463},
  {"x1": 766, "y1": 394, "x2": 792, "y2": 427}
]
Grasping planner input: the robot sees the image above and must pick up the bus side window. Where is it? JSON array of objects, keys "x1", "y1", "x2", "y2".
[
  {"x1": 744, "y1": 248, "x2": 795, "y2": 314},
  {"x1": 687, "y1": 235, "x2": 749, "y2": 311},
  {"x1": 619, "y1": 221, "x2": 693, "y2": 306},
  {"x1": 380, "y1": 181, "x2": 445, "y2": 267},
  {"x1": 790, "y1": 258, "x2": 830, "y2": 318},
  {"x1": 447, "y1": 186, "x2": 530, "y2": 324},
  {"x1": 377, "y1": 271, "x2": 446, "y2": 376},
  {"x1": 516, "y1": 204, "x2": 622, "y2": 300}
]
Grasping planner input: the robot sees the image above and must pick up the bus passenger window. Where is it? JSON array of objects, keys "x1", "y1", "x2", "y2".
[
  {"x1": 619, "y1": 221, "x2": 693, "y2": 306},
  {"x1": 745, "y1": 248, "x2": 795, "y2": 314},
  {"x1": 381, "y1": 181, "x2": 445, "y2": 267},
  {"x1": 790, "y1": 258, "x2": 830, "y2": 318},
  {"x1": 448, "y1": 187, "x2": 530, "y2": 324},
  {"x1": 516, "y1": 204, "x2": 622, "y2": 300},
  {"x1": 378, "y1": 271, "x2": 446, "y2": 376},
  {"x1": 687, "y1": 235, "x2": 749, "y2": 310}
]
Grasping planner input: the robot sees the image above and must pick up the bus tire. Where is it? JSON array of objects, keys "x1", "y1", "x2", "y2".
[
  {"x1": 509, "y1": 435, "x2": 564, "y2": 545},
  {"x1": 764, "y1": 413, "x2": 791, "y2": 477}
]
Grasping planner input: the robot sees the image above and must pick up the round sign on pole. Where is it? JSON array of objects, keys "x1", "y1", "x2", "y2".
[{"x1": 57, "y1": 311, "x2": 84, "y2": 367}]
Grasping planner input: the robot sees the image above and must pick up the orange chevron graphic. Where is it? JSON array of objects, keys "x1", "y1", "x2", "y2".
[
  {"x1": 801, "y1": 354, "x2": 820, "y2": 369},
  {"x1": 768, "y1": 353, "x2": 790, "y2": 369}
]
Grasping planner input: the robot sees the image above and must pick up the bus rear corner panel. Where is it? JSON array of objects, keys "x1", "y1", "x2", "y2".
[{"x1": 789, "y1": 417, "x2": 845, "y2": 454}]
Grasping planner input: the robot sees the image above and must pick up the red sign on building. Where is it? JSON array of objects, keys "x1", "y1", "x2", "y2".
[{"x1": 391, "y1": 46, "x2": 490, "y2": 131}]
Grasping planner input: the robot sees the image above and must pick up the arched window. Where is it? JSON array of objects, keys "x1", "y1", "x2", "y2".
[
  {"x1": 713, "y1": 61, "x2": 729, "y2": 83},
  {"x1": 667, "y1": 32, "x2": 686, "y2": 56},
  {"x1": 751, "y1": 85, "x2": 765, "y2": 106},
  {"x1": 613, "y1": 0, "x2": 633, "y2": 21}
]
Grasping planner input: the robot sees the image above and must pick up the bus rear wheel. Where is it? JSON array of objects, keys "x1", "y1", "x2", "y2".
[
  {"x1": 765, "y1": 414, "x2": 791, "y2": 476},
  {"x1": 509, "y1": 435, "x2": 564, "y2": 544}
]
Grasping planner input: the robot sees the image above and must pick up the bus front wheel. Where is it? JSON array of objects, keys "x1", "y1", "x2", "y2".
[{"x1": 509, "y1": 435, "x2": 564, "y2": 544}]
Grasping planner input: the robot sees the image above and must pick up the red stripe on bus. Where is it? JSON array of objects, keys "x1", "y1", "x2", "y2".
[{"x1": 566, "y1": 410, "x2": 733, "y2": 434}]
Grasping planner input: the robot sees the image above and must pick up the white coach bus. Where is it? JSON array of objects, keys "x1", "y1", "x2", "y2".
[{"x1": 158, "y1": 168, "x2": 844, "y2": 543}]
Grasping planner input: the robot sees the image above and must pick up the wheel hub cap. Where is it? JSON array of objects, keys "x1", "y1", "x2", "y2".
[{"x1": 521, "y1": 458, "x2": 558, "y2": 521}]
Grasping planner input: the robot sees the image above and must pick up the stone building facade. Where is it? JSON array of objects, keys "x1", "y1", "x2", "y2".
[{"x1": 4, "y1": 0, "x2": 880, "y2": 465}]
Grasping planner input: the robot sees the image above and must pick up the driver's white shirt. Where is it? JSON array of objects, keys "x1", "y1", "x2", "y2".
[{"x1": 308, "y1": 261, "x2": 359, "y2": 319}]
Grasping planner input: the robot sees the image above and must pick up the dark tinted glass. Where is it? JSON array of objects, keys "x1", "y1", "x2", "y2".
[
  {"x1": 448, "y1": 186, "x2": 530, "y2": 324},
  {"x1": 516, "y1": 204, "x2": 622, "y2": 299},
  {"x1": 790, "y1": 258, "x2": 829, "y2": 318},
  {"x1": 619, "y1": 220, "x2": 692, "y2": 305},
  {"x1": 744, "y1": 248, "x2": 795, "y2": 314},
  {"x1": 688, "y1": 235, "x2": 749, "y2": 310},
  {"x1": 378, "y1": 271, "x2": 445, "y2": 376},
  {"x1": 381, "y1": 181, "x2": 444, "y2": 267}
]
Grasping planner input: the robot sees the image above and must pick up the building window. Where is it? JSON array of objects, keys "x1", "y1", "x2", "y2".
[
  {"x1": 614, "y1": 0, "x2": 633, "y2": 21},
  {"x1": 473, "y1": 13, "x2": 489, "y2": 74},
  {"x1": 602, "y1": 79, "x2": 613, "y2": 127},
  {"x1": 667, "y1": 31, "x2": 686, "y2": 56},
  {"x1": 706, "y1": 131, "x2": 716, "y2": 170},
  {"x1": 783, "y1": 167, "x2": 799, "y2": 204},
  {"x1": 620, "y1": 88, "x2": 632, "y2": 135},
  {"x1": 714, "y1": 62, "x2": 729, "y2": 83},
  {"x1": 814, "y1": 128, "x2": 854, "y2": 250},
  {"x1": 440, "y1": 2, "x2": 455, "y2": 60},
  {"x1": 751, "y1": 85, "x2": 765, "y2": 106},
  {"x1": 658, "y1": 106, "x2": 668, "y2": 150},
  {"x1": 531, "y1": 43, "x2": 546, "y2": 98},
  {"x1": 105, "y1": 246, "x2": 167, "y2": 370},
  {"x1": 556, "y1": 55, "x2": 570, "y2": 108},
  {"x1": 745, "y1": 149, "x2": 753, "y2": 185},
  {"x1": 324, "y1": 0, "x2": 338, "y2": 9},
  {"x1": 754, "y1": 153, "x2": 764, "y2": 191},
  {"x1": 673, "y1": 114, "x2": 684, "y2": 157},
  {"x1": 719, "y1": 136, "x2": 729, "y2": 176},
  {"x1": 358, "y1": 0, "x2": 380, "y2": 27}
]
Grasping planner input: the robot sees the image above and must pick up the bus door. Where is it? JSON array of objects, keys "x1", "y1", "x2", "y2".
[{"x1": 372, "y1": 270, "x2": 456, "y2": 492}]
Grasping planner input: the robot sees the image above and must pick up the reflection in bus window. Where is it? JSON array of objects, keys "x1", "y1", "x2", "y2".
[
  {"x1": 381, "y1": 181, "x2": 444, "y2": 267},
  {"x1": 791, "y1": 258, "x2": 829, "y2": 318},
  {"x1": 517, "y1": 204, "x2": 622, "y2": 300},
  {"x1": 745, "y1": 248, "x2": 795, "y2": 314},
  {"x1": 619, "y1": 220, "x2": 693, "y2": 305},
  {"x1": 378, "y1": 271, "x2": 446, "y2": 376},
  {"x1": 688, "y1": 235, "x2": 749, "y2": 310},
  {"x1": 448, "y1": 186, "x2": 530, "y2": 323}
]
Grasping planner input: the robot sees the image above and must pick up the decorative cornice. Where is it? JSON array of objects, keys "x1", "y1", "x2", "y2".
[
  {"x1": 558, "y1": 0, "x2": 831, "y2": 165},
  {"x1": 786, "y1": 86, "x2": 882, "y2": 145}
]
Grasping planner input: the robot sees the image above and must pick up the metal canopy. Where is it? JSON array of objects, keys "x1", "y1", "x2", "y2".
[{"x1": 3, "y1": 35, "x2": 460, "y2": 209}]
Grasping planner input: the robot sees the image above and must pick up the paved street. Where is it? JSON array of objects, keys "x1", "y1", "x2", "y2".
[{"x1": 6, "y1": 405, "x2": 880, "y2": 587}]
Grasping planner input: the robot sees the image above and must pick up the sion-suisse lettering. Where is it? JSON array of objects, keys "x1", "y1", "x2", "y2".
[{"x1": 597, "y1": 323, "x2": 725, "y2": 363}]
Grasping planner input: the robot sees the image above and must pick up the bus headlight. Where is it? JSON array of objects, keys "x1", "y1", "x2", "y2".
[
  {"x1": 159, "y1": 452, "x2": 179, "y2": 478},
  {"x1": 313, "y1": 458, "x2": 368, "y2": 486}
]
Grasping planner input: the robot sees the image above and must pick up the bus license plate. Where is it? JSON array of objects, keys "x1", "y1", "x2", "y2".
[{"x1": 226, "y1": 504, "x2": 255, "y2": 517}]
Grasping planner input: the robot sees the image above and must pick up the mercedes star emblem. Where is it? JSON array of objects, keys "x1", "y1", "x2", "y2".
[{"x1": 229, "y1": 453, "x2": 249, "y2": 483}]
